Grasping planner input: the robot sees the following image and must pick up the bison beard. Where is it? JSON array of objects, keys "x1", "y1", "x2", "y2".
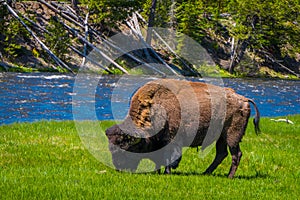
[{"x1": 105, "y1": 79, "x2": 260, "y2": 178}]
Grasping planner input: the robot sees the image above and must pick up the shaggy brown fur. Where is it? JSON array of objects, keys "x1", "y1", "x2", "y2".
[{"x1": 106, "y1": 79, "x2": 260, "y2": 178}]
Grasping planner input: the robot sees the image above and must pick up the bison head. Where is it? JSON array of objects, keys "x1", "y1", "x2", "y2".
[
  {"x1": 105, "y1": 117, "x2": 171, "y2": 172},
  {"x1": 105, "y1": 122, "x2": 145, "y2": 171}
]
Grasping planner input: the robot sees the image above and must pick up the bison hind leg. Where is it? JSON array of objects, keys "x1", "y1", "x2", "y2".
[
  {"x1": 228, "y1": 145, "x2": 242, "y2": 178},
  {"x1": 203, "y1": 136, "x2": 228, "y2": 175}
]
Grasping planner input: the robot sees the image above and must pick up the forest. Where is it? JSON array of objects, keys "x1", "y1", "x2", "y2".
[{"x1": 0, "y1": 0, "x2": 299, "y2": 78}]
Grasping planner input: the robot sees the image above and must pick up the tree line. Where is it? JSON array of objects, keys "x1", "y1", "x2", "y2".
[
  {"x1": 0, "y1": 0, "x2": 299, "y2": 77},
  {"x1": 80, "y1": 0, "x2": 300, "y2": 76}
]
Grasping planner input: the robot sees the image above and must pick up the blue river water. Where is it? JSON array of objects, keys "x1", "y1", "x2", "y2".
[{"x1": 0, "y1": 73, "x2": 299, "y2": 125}]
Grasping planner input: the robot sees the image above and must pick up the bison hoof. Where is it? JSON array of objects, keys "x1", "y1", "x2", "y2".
[
  {"x1": 164, "y1": 167, "x2": 171, "y2": 174},
  {"x1": 228, "y1": 174, "x2": 235, "y2": 179}
]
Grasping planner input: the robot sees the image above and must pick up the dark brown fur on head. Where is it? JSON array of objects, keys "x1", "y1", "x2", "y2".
[
  {"x1": 105, "y1": 122, "x2": 142, "y2": 171},
  {"x1": 105, "y1": 118, "x2": 171, "y2": 171}
]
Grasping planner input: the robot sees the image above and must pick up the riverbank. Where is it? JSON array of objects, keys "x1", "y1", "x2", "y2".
[
  {"x1": 0, "y1": 115, "x2": 299, "y2": 199},
  {"x1": 0, "y1": 65, "x2": 299, "y2": 80},
  {"x1": 1, "y1": 1, "x2": 299, "y2": 79}
]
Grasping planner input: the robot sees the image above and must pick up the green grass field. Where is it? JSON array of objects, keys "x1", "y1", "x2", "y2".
[{"x1": 0, "y1": 116, "x2": 299, "y2": 199}]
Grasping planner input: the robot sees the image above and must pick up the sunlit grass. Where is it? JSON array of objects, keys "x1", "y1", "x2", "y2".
[{"x1": 0, "y1": 116, "x2": 299, "y2": 199}]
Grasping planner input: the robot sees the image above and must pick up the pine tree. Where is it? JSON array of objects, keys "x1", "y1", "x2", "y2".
[{"x1": 80, "y1": 0, "x2": 147, "y2": 27}]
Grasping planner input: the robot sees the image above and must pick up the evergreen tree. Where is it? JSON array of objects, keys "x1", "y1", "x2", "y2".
[
  {"x1": 80, "y1": 0, "x2": 147, "y2": 27},
  {"x1": 176, "y1": 0, "x2": 208, "y2": 40},
  {"x1": 227, "y1": 0, "x2": 300, "y2": 58}
]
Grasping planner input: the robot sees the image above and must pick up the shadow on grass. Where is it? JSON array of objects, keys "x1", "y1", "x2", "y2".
[{"x1": 171, "y1": 171, "x2": 269, "y2": 179}]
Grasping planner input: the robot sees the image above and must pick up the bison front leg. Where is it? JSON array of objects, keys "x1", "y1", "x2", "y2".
[
  {"x1": 203, "y1": 136, "x2": 228, "y2": 175},
  {"x1": 163, "y1": 144, "x2": 182, "y2": 174},
  {"x1": 228, "y1": 145, "x2": 242, "y2": 178},
  {"x1": 155, "y1": 168, "x2": 161, "y2": 174},
  {"x1": 164, "y1": 155, "x2": 182, "y2": 174}
]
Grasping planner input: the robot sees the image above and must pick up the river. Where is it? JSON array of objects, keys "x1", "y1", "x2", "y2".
[{"x1": 0, "y1": 73, "x2": 299, "y2": 125}]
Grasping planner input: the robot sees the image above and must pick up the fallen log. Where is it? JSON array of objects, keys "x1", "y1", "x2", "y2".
[
  {"x1": 95, "y1": 35, "x2": 166, "y2": 76},
  {"x1": 51, "y1": 1, "x2": 80, "y2": 23},
  {"x1": 69, "y1": 45, "x2": 113, "y2": 74},
  {"x1": 135, "y1": 12, "x2": 201, "y2": 77},
  {"x1": 46, "y1": 1, "x2": 164, "y2": 75},
  {"x1": 0, "y1": 62, "x2": 11, "y2": 71},
  {"x1": 261, "y1": 51, "x2": 300, "y2": 78},
  {"x1": 13, "y1": 9, "x2": 50, "y2": 35},
  {"x1": 126, "y1": 17, "x2": 179, "y2": 76},
  {"x1": 39, "y1": 0, "x2": 154, "y2": 75},
  {"x1": 38, "y1": 0, "x2": 84, "y2": 30},
  {"x1": 57, "y1": 17, "x2": 129, "y2": 74},
  {"x1": 40, "y1": 0, "x2": 102, "y2": 43},
  {"x1": 4, "y1": 2, "x2": 74, "y2": 73},
  {"x1": 270, "y1": 118, "x2": 294, "y2": 124}
]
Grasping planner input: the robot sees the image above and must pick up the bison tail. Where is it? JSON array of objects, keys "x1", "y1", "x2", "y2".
[{"x1": 248, "y1": 99, "x2": 261, "y2": 134}]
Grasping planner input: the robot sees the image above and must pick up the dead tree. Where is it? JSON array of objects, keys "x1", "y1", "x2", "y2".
[
  {"x1": 81, "y1": 12, "x2": 89, "y2": 67},
  {"x1": 136, "y1": 12, "x2": 201, "y2": 77},
  {"x1": 57, "y1": 18, "x2": 129, "y2": 74},
  {"x1": 3, "y1": 1, "x2": 74, "y2": 73},
  {"x1": 146, "y1": 0, "x2": 157, "y2": 44},
  {"x1": 229, "y1": 37, "x2": 251, "y2": 74},
  {"x1": 127, "y1": 15, "x2": 179, "y2": 76},
  {"x1": 71, "y1": 0, "x2": 79, "y2": 13}
]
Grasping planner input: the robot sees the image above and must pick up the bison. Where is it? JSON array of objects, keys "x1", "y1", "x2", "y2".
[{"x1": 105, "y1": 79, "x2": 260, "y2": 178}]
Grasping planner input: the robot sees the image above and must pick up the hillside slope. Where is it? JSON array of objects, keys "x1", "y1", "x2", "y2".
[{"x1": 0, "y1": 1, "x2": 299, "y2": 78}]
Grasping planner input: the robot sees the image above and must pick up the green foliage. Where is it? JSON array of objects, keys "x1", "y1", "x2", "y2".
[
  {"x1": 44, "y1": 18, "x2": 71, "y2": 62},
  {"x1": 56, "y1": 65, "x2": 69, "y2": 73},
  {"x1": 176, "y1": 1, "x2": 205, "y2": 40},
  {"x1": 0, "y1": 4, "x2": 31, "y2": 59},
  {"x1": 0, "y1": 116, "x2": 299, "y2": 199},
  {"x1": 9, "y1": 65, "x2": 38, "y2": 72},
  {"x1": 140, "y1": 0, "x2": 299, "y2": 76},
  {"x1": 80, "y1": 0, "x2": 147, "y2": 27},
  {"x1": 227, "y1": 0, "x2": 300, "y2": 57},
  {"x1": 1, "y1": 1, "x2": 299, "y2": 76},
  {"x1": 1, "y1": 18, "x2": 30, "y2": 58},
  {"x1": 259, "y1": 66, "x2": 299, "y2": 79},
  {"x1": 155, "y1": 0, "x2": 173, "y2": 27},
  {"x1": 3, "y1": 43, "x2": 22, "y2": 58},
  {"x1": 197, "y1": 65, "x2": 236, "y2": 78}
]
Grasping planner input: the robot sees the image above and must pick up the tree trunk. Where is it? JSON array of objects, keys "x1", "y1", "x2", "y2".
[
  {"x1": 229, "y1": 37, "x2": 250, "y2": 74},
  {"x1": 71, "y1": 0, "x2": 79, "y2": 13},
  {"x1": 81, "y1": 12, "x2": 89, "y2": 67},
  {"x1": 146, "y1": 0, "x2": 157, "y2": 44},
  {"x1": 229, "y1": 37, "x2": 236, "y2": 73}
]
